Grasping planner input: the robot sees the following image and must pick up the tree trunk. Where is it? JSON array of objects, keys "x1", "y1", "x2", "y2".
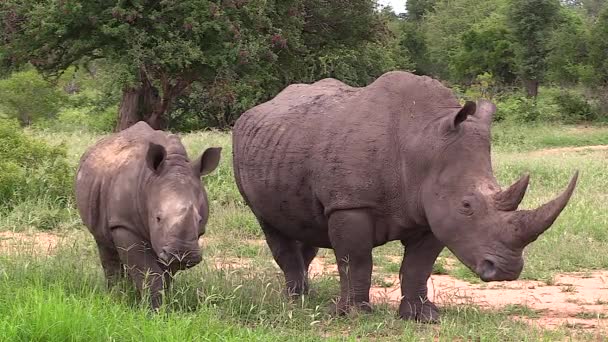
[
  {"x1": 523, "y1": 79, "x2": 539, "y2": 98},
  {"x1": 116, "y1": 88, "x2": 141, "y2": 131},
  {"x1": 115, "y1": 67, "x2": 191, "y2": 132},
  {"x1": 115, "y1": 80, "x2": 162, "y2": 131}
]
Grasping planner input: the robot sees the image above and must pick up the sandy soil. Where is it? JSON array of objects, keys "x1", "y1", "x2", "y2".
[
  {"x1": 526, "y1": 145, "x2": 608, "y2": 156},
  {"x1": 0, "y1": 231, "x2": 63, "y2": 255},
  {"x1": 309, "y1": 256, "x2": 608, "y2": 331}
]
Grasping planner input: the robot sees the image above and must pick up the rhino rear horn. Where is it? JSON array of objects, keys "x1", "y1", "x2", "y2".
[
  {"x1": 494, "y1": 174, "x2": 530, "y2": 211},
  {"x1": 514, "y1": 171, "x2": 579, "y2": 245}
]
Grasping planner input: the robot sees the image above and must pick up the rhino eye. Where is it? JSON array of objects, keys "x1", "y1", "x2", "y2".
[{"x1": 156, "y1": 216, "x2": 161, "y2": 223}]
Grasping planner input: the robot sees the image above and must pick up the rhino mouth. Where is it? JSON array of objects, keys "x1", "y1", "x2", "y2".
[
  {"x1": 476, "y1": 257, "x2": 523, "y2": 282},
  {"x1": 158, "y1": 248, "x2": 202, "y2": 270}
]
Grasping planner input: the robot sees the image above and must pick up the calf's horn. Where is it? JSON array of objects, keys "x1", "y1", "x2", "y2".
[
  {"x1": 494, "y1": 173, "x2": 530, "y2": 211},
  {"x1": 514, "y1": 171, "x2": 579, "y2": 245}
]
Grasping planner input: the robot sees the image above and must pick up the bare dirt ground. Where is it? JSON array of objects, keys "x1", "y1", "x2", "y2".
[
  {"x1": 0, "y1": 231, "x2": 63, "y2": 255},
  {"x1": 2, "y1": 232, "x2": 608, "y2": 332},
  {"x1": 527, "y1": 145, "x2": 608, "y2": 156},
  {"x1": 308, "y1": 255, "x2": 608, "y2": 332}
]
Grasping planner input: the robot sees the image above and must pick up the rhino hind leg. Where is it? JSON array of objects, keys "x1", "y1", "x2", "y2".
[
  {"x1": 298, "y1": 242, "x2": 319, "y2": 293},
  {"x1": 259, "y1": 219, "x2": 310, "y2": 296},
  {"x1": 111, "y1": 227, "x2": 167, "y2": 310},
  {"x1": 328, "y1": 209, "x2": 374, "y2": 315},
  {"x1": 399, "y1": 232, "x2": 444, "y2": 323}
]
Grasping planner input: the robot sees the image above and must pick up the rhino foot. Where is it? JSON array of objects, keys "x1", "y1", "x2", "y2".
[
  {"x1": 399, "y1": 298, "x2": 440, "y2": 323},
  {"x1": 328, "y1": 300, "x2": 373, "y2": 316},
  {"x1": 285, "y1": 279, "x2": 310, "y2": 297}
]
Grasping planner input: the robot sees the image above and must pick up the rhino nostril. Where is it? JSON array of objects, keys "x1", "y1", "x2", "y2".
[{"x1": 479, "y1": 259, "x2": 497, "y2": 281}]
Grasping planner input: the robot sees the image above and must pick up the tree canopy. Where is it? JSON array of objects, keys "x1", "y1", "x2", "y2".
[{"x1": 1, "y1": 0, "x2": 608, "y2": 130}]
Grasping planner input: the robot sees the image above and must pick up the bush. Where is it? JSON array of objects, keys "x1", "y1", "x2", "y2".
[
  {"x1": 0, "y1": 119, "x2": 73, "y2": 210},
  {"x1": 495, "y1": 95, "x2": 542, "y2": 122},
  {"x1": 0, "y1": 68, "x2": 66, "y2": 126},
  {"x1": 35, "y1": 107, "x2": 117, "y2": 133},
  {"x1": 551, "y1": 89, "x2": 598, "y2": 123}
]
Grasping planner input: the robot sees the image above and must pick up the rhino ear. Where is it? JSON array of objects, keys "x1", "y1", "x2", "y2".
[
  {"x1": 443, "y1": 101, "x2": 476, "y2": 132},
  {"x1": 146, "y1": 142, "x2": 166, "y2": 173},
  {"x1": 453, "y1": 101, "x2": 476, "y2": 128},
  {"x1": 193, "y1": 147, "x2": 222, "y2": 177}
]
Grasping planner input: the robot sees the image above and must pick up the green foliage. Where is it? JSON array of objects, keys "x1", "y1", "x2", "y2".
[
  {"x1": 546, "y1": 7, "x2": 591, "y2": 86},
  {"x1": 508, "y1": 0, "x2": 561, "y2": 95},
  {"x1": 0, "y1": 68, "x2": 65, "y2": 126},
  {"x1": 552, "y1": 89, "x2": 598, "y2": 122},
  {"x1": 588, "y1": 3, "x2": 608, "y2": 87},
  {"x1": 421, "y1": 0, "x2": 507, "y2": 80},
  {"x1": 406, "y1": 0, "x2": 437, "y2": 21},
  {"x1": 495, "y1": 95, "x2": 543, "y2": 122},
  {"x1": 451, "y1": 16, "x2": 517, "y2": 84},
  {"x1": 0, "y1": 119, "x2": 73, "y2": 211},
  {"x1": 36, "y1": 107, "x2": 117, "y2": 133}
]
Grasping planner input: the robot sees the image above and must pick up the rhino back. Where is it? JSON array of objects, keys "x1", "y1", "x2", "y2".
[
  {"x1": 75, "y1": 122, "x2": 166, "y2": 243},
  {"x1": 234, "y1": 72, "x2": 461, "y2": 245}
]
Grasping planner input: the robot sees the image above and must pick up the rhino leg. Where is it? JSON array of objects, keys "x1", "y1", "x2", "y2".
[
  {"x1": 95, "y1": 242, "x2": 125, "y2": 288},
  {"x1": 111, "y1": 227, "x2": 167, "y2": 310},
  {"x1": 328, "y1": 209, "x2": 373, "y2": 315},
  {"x1": 260, "y1": 220, "x2": 310, "y2": 295},
  {"x1": 399, "y1": 232, "x2": 444, "y2": 323}
]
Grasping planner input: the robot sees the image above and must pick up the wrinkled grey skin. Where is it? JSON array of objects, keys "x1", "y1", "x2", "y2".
[
  {"x1": 75, "y1": 121, "x2": 221, "y2": 309},
  {"x1": 232, "y1": 71, "x2": 578, "y2": 322}
]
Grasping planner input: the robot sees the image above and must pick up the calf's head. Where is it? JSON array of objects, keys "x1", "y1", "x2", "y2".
[
  {"x1": 144, "y1": 142, "x2": 221, "y2": 271},
  {"x1": 422, "y1": 100, "x2": 578, "y2": 282}
]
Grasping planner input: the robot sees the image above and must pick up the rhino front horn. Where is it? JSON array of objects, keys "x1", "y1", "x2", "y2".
[
  {"x1": 514, "y1": 171, "x2": 579, "y2": 245},
  {"x1": 494, "y1": 173, "x2": 530, "y2": 211}
]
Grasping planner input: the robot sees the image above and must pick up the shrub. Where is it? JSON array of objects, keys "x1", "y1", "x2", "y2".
[
  {"x1": 0, "y1": 119, "x2": 73, "y2": 210},
  {"x1": 0, "y1": 68, "x2": 66, "y2": 126},
  {"x1": 35, "y1": 107, "x2": 117, "y2": 133},
  {"x1": 551, "y1": 89, "x2": 597, "y2": 123},
  {"x1": 495, "y1": 95, "x2": 541, "y2": 122}
]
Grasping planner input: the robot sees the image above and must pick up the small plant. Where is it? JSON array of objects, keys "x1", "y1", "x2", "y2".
[
  {"x1": 502, "y1": 304, "x2": 542, "y2": 318},
  {"x1": 573, "y1": 311, "x2": 608, "y2": 319},
  {"x1": 560, "y1": 285, "x2": 577, "y2": 293}
]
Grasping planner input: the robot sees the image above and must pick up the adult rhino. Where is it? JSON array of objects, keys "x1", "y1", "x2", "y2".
[
  {"x1": 232, "y1": 71, "x2": 578, "y2": 322},
  {"x1": 76, "y1": 121, "x2": 221, "y2": 309}
]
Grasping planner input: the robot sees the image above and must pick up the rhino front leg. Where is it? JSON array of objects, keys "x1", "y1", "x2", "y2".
[
  {"x1": 328, "y1": 209, "x2": 374, "y2": 315},
  {"x1": 111, "y1": 228, "x2": 167, "y2": 310},
  {"x1": 399, "y1": 232, "x2": 444, "y2": 323}
]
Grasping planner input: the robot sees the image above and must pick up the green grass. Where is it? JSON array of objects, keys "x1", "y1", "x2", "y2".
[
  {"x1": 492, "y1": 122, "x2": 608, "y2": 152},
  {"x1": 1, "y1": 123, "x2": 608, "y2": 340},
  {"x1": 0, "y1": 237, "x2": 579, "y2": 341}
]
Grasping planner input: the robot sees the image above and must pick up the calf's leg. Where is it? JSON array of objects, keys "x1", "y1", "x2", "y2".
[
  {"x1": 111, "y1": 227, "x2": 167, "y2": 310},
  {"x1": 95, "y1": 242, "x2": 125, "y2": 288},
  {"x1": 328, "y1": 209, "x2": 374, "y2": 314},
  {"x1": 399, "y1": 232, "x2": 444, "y2": 323}
]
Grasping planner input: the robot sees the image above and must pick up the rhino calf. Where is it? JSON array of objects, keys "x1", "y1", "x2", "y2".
[
  {"x1": 76, "y1": 121, "x2": 221, "y2": 309},
  {"x1": 232, "y1": 71, "x2": 577, "y2": 322}
]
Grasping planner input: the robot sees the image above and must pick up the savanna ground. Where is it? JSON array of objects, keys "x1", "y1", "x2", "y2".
[{"x1": 1, "y1": 123, "x2": 608, "y2": 341}]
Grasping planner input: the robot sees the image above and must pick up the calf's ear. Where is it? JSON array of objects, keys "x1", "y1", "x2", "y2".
[
  {"x1": 193, "y1": 147, "x2": 222, "y2": 177},
  {"x1": 146, "y1": 142, "x2": 166, "y2": 173}
]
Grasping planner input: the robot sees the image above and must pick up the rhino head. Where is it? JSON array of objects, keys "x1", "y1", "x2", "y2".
[
  {"x1": 421, "y1": 100, "x2": 578, "y2": 282},
  {"x1": 144, "y1": 142, "x2": 221, "y2": 271}
]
